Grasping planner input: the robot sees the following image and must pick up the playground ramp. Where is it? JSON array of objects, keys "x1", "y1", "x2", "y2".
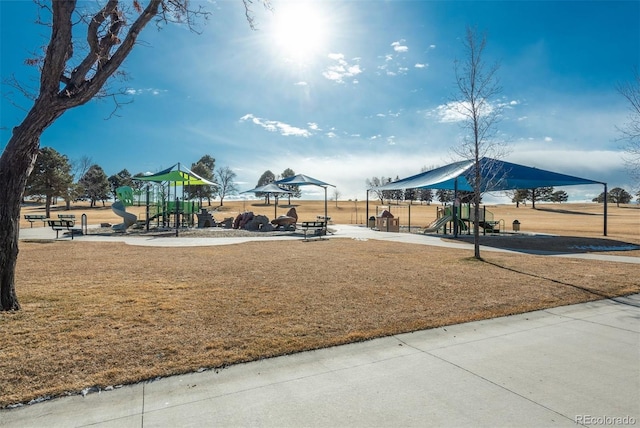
[
  {"x1": 111, "y1": 200, "x2": 138, "y2": 230},
  {"x1": 422, "y1": 215, "x2": 452, "y2": 233}
]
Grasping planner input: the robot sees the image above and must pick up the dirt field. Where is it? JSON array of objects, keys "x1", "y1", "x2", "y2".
[{"x1": 2, "y1": 200, "x2": 638, "y2": 408}]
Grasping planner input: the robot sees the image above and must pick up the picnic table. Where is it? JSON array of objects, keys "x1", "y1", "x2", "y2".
[
  {"x1": 24, "y1": 214, "x2": 47, "y2": 227},
  {"x1": 47, "y1": 219, "x2": 82, "y2": 239}
]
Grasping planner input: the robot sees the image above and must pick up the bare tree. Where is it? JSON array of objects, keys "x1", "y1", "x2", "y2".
[
  {"x1": 616, "y1": 69, "x2": 640, "y2": 187},
  {"x1": 0, "y1": 0, "x2": 269, "y2": 311},
  {"x1": 215, "y1": 166, "x2": 238, "y2": 206},
  {"x1": 366, "y1": 176, "x2": 390, "y2": 204},
  {"x1": 452, "y1": 26, "x2": 503, "y2": 259},
  {"x1": 72, "y1": 155, "x2": 93, "y2": 181},
  {"x1": 332, "y1": 188, "x2": 341, "y2": 207}
]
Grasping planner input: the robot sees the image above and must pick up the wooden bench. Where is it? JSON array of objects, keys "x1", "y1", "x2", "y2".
[
  {"x1": 48, "y1": 219, "x2": 82, "y2": 239},
  {"x1": 299, "y1": 221, "x2": 326, "y2": 240},
  {"x1": 24, "y1": 214, "x2": 47, "y2": 228}
]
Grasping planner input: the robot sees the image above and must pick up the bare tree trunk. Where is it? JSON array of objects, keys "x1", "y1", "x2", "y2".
[
  {"x1": 0, "y1": 103, "x2": 62, "y2": 310},
  {"x1": 473, "y1": 163, "x2": 481, "y2": 260}
]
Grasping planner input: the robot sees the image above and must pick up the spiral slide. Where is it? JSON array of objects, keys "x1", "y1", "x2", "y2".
[{"x1": 111, "y1": 200, "x2": 138, "y2": 230}]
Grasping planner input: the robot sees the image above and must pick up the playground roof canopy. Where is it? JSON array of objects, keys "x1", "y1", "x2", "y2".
[
  {"x1": 241, "y1": 183, "x2": 292, "y2": 194},
  {"x1": 274, "y1": 174, "x2": 335, "y2": 187},
  {"x1": 133, "y1": 163, "x2": 217, "y2": 186},
  {"x1": 376, "y1": 158, "x2": 604, "y2": 192}
]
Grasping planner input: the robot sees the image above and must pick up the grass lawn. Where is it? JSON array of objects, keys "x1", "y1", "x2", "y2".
[{"x1": 2, "y1": 201, "x2": 638, "y2": 407}]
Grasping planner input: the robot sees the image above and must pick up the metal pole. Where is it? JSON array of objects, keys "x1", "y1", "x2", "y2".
[
  {"x1": 366, "y1": 189, "x2": 369, "y2": 228},
  {"x1": 145, "y1": 184, "x2": 150, "y2": 232},
  {"x1": 324, "y1": 186, "x2": 328, "y2": 233},
  {"x1": 603, "y1": 183, "x2": 608, "y2": 236},
  {"x1": 453, "y1": 179, "x2": 459, "y2": 237}
]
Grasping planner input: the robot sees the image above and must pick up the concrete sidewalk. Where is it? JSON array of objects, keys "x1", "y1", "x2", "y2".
[
  {"x1": 3, "y1": 294, "x2": 639, "y2": 427},
  {"x1": 18, "y1": 223, "x2": 640, "y2": 264}
]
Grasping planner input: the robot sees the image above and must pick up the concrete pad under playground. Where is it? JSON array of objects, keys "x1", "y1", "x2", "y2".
[{"x1": 3, "y1": 294, "x2": 639, "y2": 427}]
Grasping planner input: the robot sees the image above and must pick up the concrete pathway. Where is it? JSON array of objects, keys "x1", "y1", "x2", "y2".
[
  {"x1": 18, "y1": 223, "x2": 640, "y2": 264},
  {"x1": 3, "y1": 294, "x2": 639, "y2": 427}
]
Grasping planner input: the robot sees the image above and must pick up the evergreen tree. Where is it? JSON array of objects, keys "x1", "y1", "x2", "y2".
[
  {"x1": 78, "y1": 165, "x2": 110, "y2": 207},
  {"x1": 186, "y1": 155, "x2": 216, "y2": 205},
  {"x1": 257, "y1": 170, "x2": 276, "y2": 204},
  {"x1": 280, "y1": 168, "x2": 300, "y2": 204},
  {"x1": 24, "y1": 147, "x2": 73, "y2": 217}
]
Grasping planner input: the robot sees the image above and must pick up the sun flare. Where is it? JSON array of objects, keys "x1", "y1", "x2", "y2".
[{"x1": 271, "y1": 2, "x2": 328, "y2": 61}]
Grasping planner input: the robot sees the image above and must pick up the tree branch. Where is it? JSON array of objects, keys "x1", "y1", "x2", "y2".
[{"x1": 39, "y1": 0, "x2": 75, "y2": 98}]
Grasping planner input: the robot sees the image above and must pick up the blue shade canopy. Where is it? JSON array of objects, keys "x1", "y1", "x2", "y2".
[
  {"x1": 274, "y1": 174, "x2": 334, "y2": 187},
  {"x1": 241, "y1": 183, "x2": 293, "y2": 194},
  {"x1": 133, "y1": 163, "x2": 217, "y2": 186},
  {"x1": 377, "y1": 158, "x2": 603, "y2": 192}
]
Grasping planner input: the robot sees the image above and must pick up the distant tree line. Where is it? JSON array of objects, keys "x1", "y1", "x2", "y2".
[
  {"x1": 24, "y1": 149, "x2": 240, "y2": 215},
  {"x1": 592, "y1": 187, "x2": 634, "y2": 207}
]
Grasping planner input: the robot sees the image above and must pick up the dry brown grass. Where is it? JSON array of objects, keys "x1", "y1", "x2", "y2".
[{"x1": 3, "y1": 200, "x2": 639, "y2": 408}]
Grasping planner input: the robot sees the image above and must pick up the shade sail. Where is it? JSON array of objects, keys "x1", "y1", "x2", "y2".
[
  {"x1": 241, "y1": 183, "x2": 292, "y2": 194},
  {"x1": 133, "y1": 163, "x2": 217, "y2": 186},
  {"x1": 274, "y1": 174, "x2": 334, "y2": 227},
  {"x1": 377, "y1": 158, "x2": 603, "y2": 192},
  {"x1": 274, "y1": 174, "x2": 334, "y2": 187}
]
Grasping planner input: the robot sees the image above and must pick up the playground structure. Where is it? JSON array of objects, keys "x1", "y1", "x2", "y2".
[
  {"x1": 134, "y1": 180, "x2": 202, "y2": 230},
  {"x1": 370, "y1": 203, "x2": 503, "y2": 235},
  {"x1": 423, "y1": 204, "x2": 504, "y2": 235},
  {"x1": 132, "y1": 163, "x2": 216, "y2": 234},
  {"x1": 111, "y1": 186, "x2": 138, "y2": 231}
]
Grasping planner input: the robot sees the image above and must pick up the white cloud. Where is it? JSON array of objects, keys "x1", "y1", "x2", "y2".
[
  {"x1": 294, "y1": 81, "x2": 308, "y2": 86},
  {"x1": 124, "y1": 88, "x2": 166, "y2": 96},
  {"x1": 391, "y1": 40, "x2": 408, "y2": 53},
  {"x1": 239, "y1": 114, "x2": 312, "y2": 137},
  {"x1": 544, "y1": 136, "x2": 553, "y2": 142},
  {"x1": 415, "y1": 63, "x2": 428, "y2": 68},
  {"x1": 434, "y1": 100, "x2": 496, "y2": 123},
  {"x1": 322, "y1": 53, "x2": 363, "y2": 83}
]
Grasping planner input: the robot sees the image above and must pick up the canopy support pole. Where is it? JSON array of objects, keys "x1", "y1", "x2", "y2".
[
  {"x1": 603, "y1": 183, "x2": 608, "y2": 236},
  {"x1": 324, "y1": 186, "x2": 328, "y2": 233},
  {"x1": 366, "y1": 190, "x2": 370, "y2": 228},
  {"x1": 453, "y1": 178, "x2": 459, "y2": 237}
]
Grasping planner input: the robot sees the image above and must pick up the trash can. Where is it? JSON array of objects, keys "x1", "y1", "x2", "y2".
[
  {"x1": 368, "y1": 216, "x2": 376, "y2": 228},
  {"x1": 512, "y1": 220, "x2": 520, "y2": 232}
]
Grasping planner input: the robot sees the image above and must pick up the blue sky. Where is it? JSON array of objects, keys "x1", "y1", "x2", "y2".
[{"x1": 1, "y1": 0, "x2": 639, "y2": 202}]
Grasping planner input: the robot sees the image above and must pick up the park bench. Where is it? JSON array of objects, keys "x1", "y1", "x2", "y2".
[
  {"x1": 299, "y1": 221, "x2": 326, "y2": 241},
  {"x1": 47, "y1": 219, "x2": 82, "y2": 239},
  {"x1": 24, "y1": 214, "x2": 47, "y2": 227},
  {"x1": 58, "y1": 214, "x2": 76, "y2": 220}
]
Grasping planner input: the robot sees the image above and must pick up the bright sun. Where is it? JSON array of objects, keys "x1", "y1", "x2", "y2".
[{"x1": 271, "y1": 2, "x2": 328, "y2": 61}]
